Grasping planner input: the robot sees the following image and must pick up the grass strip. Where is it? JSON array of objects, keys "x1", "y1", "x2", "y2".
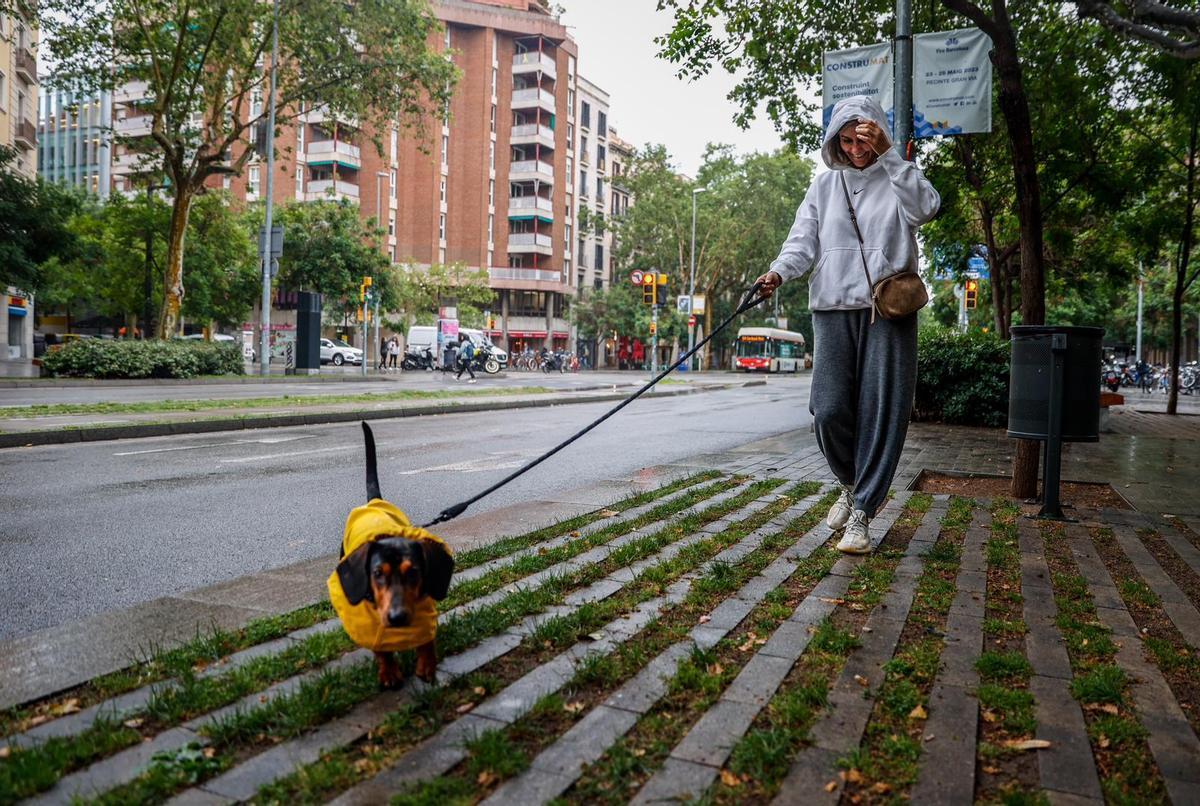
[
  {"x1": 1042, "y1": 522, "x2": 1168, "y2": 804},
  {"x1": 250, "y1": 482, "x2": 818, "y2": 803},
  {"x1": 705, "y1": 495, "x2": 933, "y2": 803},
  {"x1": 94, "y1": 480, "x2": 787, "y2": 804},
  {"x1": 0, "y1": 387, "x2": 556, "y2": 420},
  {"x1": 836, "y1": 495, "x2": 973, "y2": 802}
]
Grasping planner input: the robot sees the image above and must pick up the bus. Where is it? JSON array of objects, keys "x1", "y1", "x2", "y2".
[{"x1": 733, "y1": 327, "x2": 807, "y2": 373}]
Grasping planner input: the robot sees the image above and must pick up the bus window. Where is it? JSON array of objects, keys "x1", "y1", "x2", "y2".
[{"x1": 737, "y1": 336, "x2": 766, "y2": 357}]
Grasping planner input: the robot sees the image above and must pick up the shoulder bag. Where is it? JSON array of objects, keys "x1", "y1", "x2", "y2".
[{"x1": 840, "y1": 172, "x2": 928, "y2": 323}]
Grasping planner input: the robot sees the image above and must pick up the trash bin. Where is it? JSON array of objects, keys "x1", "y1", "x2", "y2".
[
  {"x1": 295, "y1": 291, "x2": 322, "y2": 372},
  {"x1": 1007, "y1": 325, "x2": 1104, "y2": 443}
]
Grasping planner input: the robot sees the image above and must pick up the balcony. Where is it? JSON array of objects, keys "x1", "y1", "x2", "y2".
[
  {"x1": 307, "y1": 140, "x2": 361, "y2": 169},
  {"x1": 490, "y1": 267, "x2": 562, "y2": 284},
  {"x1": 511, "y1": 87, "x2": 556, "y2": 115},
  {"x1": 509, "y1": 159, "x2": 554, "y2": 184},
  {"x1": 113, "y1": 81, "x2": 150, "y2": 105},
  {"x1": 510, "y1": 123, "x2": 555, "y2": 149},
  {"x1": 115, "y1": 115, "x2": 152, "y2": 137},
  {"x1": 507, "y1": 232, "x2": 553, "y2": 255},
  {"x1": 508, "y1": 195, "x2": 554, "y2": 219},
  {"x1": 15, "y1": 47, "x2": 37, "y2": 84},
  {"x1": 13, "y1": 119, "x2": 36, "y2": 150},
  {"x1": 512, "y1": 51, "x2": 556, "y2": 80},
  {"x1": 305, "y1": 179, "x2": 360, "y2": 203},
  {"x1": 303, "y1": 106, "x2": 360, "y2": 130}
]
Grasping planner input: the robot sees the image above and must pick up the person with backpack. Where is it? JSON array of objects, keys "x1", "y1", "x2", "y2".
[
  {"x1": 456, "y1": 335, "x2": 476, "y2": 382},
  {"x1": 755, "y1": 95, "x2": 940, "y2": 555}
]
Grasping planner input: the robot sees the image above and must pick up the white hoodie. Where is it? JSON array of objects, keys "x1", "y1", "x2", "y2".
[{"x1": 770, "y1": 95, "x2": 940, "y2": 311}]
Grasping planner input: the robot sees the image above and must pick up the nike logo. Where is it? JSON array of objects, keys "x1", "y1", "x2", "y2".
[{"x1": 852, "y1": 187, "x2": 864, "y2": 195}]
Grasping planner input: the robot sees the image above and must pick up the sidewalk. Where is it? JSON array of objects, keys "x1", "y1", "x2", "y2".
[{"x1": 1, "y1": 415, "x2": 1198, "y2": 804}]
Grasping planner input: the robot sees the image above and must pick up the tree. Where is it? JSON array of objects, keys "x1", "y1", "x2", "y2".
[
  {"x1": 28, "y1": 0, "x2": 457, "y2": 339},
  {"x1": 390, "y1": 261, "x2": 495, "y2": 332},
  {"x1": 1073, "y1": 1, "x2": 1200, "y2": 58},
  {"x1": 180, "y1": 193, "x2": 259, "y2": 331},
  {"x1": 0, "y1": 145, "x2": 80, "y2": 293}
]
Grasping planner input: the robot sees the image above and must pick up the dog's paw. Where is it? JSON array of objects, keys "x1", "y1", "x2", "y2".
[
  {"x1": 415, "y1": 663, "x2": 437, "y2": 683},
  {"x1": 377, "y1": 668, "x2": 405, "y2": 690}
]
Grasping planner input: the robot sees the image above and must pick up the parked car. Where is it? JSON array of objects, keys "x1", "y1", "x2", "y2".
[
  {"x1": 181, "y1": 333, "x2": 236, "y2": 343},
  {"x1": 320, "y1": 338, "x2": 363, "y2": 366}
]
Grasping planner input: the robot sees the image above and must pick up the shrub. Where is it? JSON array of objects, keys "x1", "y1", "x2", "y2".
[
  {"x1": 41, "y1": 339, "x2": 244, "y2": 379},
  {"x1": 914, "y1": 327, "x2": 1009, "y2": 427}
]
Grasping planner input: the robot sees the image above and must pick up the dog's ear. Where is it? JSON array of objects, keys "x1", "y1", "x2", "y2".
[
  {"x1": 420, "y1": 539, "x2": 455, "y2": 601},
  {"x1": 336, "y1": 543, "x2": 374, "y2": 605}
]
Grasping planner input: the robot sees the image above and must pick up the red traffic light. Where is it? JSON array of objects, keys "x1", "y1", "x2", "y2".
[{"x1": 966, "y1": 279, "x2": 979, "y2": 292}]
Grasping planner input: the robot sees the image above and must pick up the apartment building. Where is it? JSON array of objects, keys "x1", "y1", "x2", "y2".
[
  {"x1": 38, "y1": 86, "x2": 113, "y2": 198},
  {"x1": 1, "y1": 8, "x2": 39, "y2": 367},
  {"x1": 574, "y1": 76, "x2": 611, "y2": 293},
  {"x1": 608, "y1": 126, "x2": 633, "y2": 230}
]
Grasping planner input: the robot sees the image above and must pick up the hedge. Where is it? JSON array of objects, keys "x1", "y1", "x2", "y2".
[
  {"x1": 914, "y1": 327, "x2": 1009, "y2": 427},
  {"x1": 40, "y1": 339, "x2": 245, "y2": 379}
]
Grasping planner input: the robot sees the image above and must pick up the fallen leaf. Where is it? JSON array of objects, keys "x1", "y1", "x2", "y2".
[
  {"x1": 820, "y1": 597, "x2": 847, "y2": 605},
  {"x1": 854, "y1": 674, "x2": 869, "y2": 687},
  {"x1": 707, "y1": 663, "x2": 724, "y2": 676},
  {"x1": 1099, "y1": 735, "x2": 1111, "y2": 749},
  {"x1": 862, "y1": 626, "x2": 872, "y2": 633},
  {"x1": 564, "y1": 701, "x2": 586, "y2": 714},
  {"x1": 849, "y1": 603, "x2": 865, "y2": 612},
  {"x1": 477, "y1": 770, "x2": 498, "y2": 787},
  {"x1": 570, "y1": 531, "x2": 581, "y2": 537},
  {"x1": 924, "y1": 734, "x2": 936, "y2": 742},
  {"x1": 720, "y1": 769, "x2": 742, "y2": 788},
  {"x1": 844, "y1": 768, "x2": 864, "y2": 785},
  {"x1": 27, "y1": 715, "x2": 48, "y2": 727},
  {"x1": 203, "y1": 747, "x2": 216, "y2": 758},
  {"x1": 633, "y1": 748, "x2": 647, "y2": 757},
  {"x1": 1100, "y1": 703, "x2": 1119, "y2": 715},
  {"x1": 473, "y1": 686, "x2": 486, "y2": 695},
  {"x1": 51, "y1": 698, "x2": 81, "y2": 716},
  {"x1": 982, "y1": 710, "x2": 998, "y2": 723},
  {"x1": 825, "y1": 781, "x2": 839, "y2": 793},
  {"x1": 456, "y1": 702, "x2": 475, "y2": 714},
  {"x1": 698, "y1": 615, "x2": 711, "y2": 624},
  {"x1": 1005, "y1": 739, "x2": 1051, "y2": 751},
  {"x1": 123, "y1": 718, "x2": 144, "y2": 729},
  {"x1": 599, "y1": 509, "x2": 620, "y2": 518},
  {"x1": 908, "y1": 704, "x2": 928, "y2": 720},
  {"x1": 587, "y1": 631, "x2": 605, "y2": 642},
  {"x1": 982, "y1": 765, "x2": 1000, "y2": 775},
  {"x1": 354, "y1": 758, "x2": 373, "y2": 773},
  {"x1": 0, "y1": 747, "x2": 9, "y2": 759},
  {"x1": 871, "y1": 782, "x2": 893, "y2": 794}
]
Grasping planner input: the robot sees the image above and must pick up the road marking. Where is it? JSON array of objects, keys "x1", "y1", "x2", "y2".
[
  {"x1": 115, "y1": 435, "x2": 313, "y2": 457},
  {"x1": 396, "y1": 456, "x2": 527, "y2": 475}
]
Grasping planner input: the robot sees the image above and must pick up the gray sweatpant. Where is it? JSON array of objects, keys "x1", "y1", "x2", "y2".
[{"x1": 809, "y1": 310, "x2": 918, "y2": 516}]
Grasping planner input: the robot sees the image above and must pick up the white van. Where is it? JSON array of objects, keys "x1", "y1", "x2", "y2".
[{"x1": 405, "y1": 326, "x2": 508, "y2": 367}]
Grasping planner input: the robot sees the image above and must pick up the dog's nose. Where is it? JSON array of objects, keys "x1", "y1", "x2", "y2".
[{"x1": 386, "y1": 609, "x2": 410, "y2": 627}]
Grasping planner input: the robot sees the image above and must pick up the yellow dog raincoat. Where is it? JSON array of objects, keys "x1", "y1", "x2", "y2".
[{"x1": 327, "y1": 499, "x2": 451, "y2": 652}]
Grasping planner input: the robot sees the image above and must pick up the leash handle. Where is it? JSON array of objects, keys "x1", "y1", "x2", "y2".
[{"x1": 422, "y1": 281, "x2": 769, "y2": 528}]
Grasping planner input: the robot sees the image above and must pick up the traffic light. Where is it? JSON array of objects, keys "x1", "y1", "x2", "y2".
[
  {"x1": 649, "y1": 321, "x2": 657, "y2": 336},
  {"x1": 642, "y1": 273, "x2": 656, "y2": 305},
  {"x1": 655, "y1": 273, "x2": 668, "y2": 308},
  {"x1": 360, "y1": 275, "x2": 373, "y2": 302},
  {"x1": 965, "y1": 279, "x2": 979, "y2": 310}
]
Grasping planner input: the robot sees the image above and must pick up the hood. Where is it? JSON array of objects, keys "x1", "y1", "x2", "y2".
[{"x1": 822, "y1": 95, "x2": 890, "y2": 170}]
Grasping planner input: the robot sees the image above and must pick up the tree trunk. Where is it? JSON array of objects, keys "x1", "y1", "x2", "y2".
[
  {"x1": 1169, "y1": 285, "x2": 1182, "y2": 414},
  {"x1": 989, "y1": 12, "x2": 1046, "y2": 499},
  {"x1": 158, "y1": 189, "x2": 194, "y2": 339},
  {"x1": 1168, "y1": 102, "x2": 1198, "y2": 415}
]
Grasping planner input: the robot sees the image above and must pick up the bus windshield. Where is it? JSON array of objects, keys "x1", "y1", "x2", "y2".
[{"x1": 737, "y1": 336, "x2": 771, "y2": 358}]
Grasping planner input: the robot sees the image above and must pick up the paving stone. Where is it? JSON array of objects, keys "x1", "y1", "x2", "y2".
[
  {"x1": 471, "y1": 656, "x2": 577, "y2": 724},
  {"x1": 704, "y1": 596, "x2": 758, "y2": 631},
  {"x1": 910, "y1": 683, "x2": 979, "y2": 805},
  {"x1": 563, "y1": 576, "x2": 624, "y2": 605},
  {"x1": 1112, "y1": 524, "x2": 1200, "y2": 647},
  {"x1": 631, "y1": 758, "x2": 721, "y2": 805},
  {"x1": 27, "y1": 726, "x2": 202, "y2": 805},
  {"x1": 525, "y1": 705, "x2": 640, "y2": 777},
  {"x1": 690, "y1": 625, "x2": 726, "y2": 650},
  {"x1": 479, "y1": 767, "x2": 578, "y2": 805},
  {"x1": 771, "y1": 744, "x2": 843, "y2": 806},
  {"x1": 759, "y1": 617, "x2": 822, "y2": 660},
  {"x1": 165, "y1": 790, "x2": 235, "y2": 806},
  {"x1": 957, "y1": 569, "x2": 988, "y2": 594},
  {"x1": 1161, "y1": 528, "x2": 1200, "y2": 578},
  {"x1": 1043, "y1": 790, "x2": 1104, "y2": 806},
  {"x1": 722, "y1": 653, "x2": 795, "y2": 706},
  {"x1": 1030, "y1": 674, "x2": 1105, "y2": 801},
  {"x1": 670, "y1": 698, "x2": 762, "y2": 767},
  {"x1": 1020, "y1": 527, "x2": 1076, "y2": 683}
]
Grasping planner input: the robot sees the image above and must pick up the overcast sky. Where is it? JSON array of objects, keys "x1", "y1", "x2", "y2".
[{"x1": 558, "y1": 2, "x2": 791, "y2": 176}]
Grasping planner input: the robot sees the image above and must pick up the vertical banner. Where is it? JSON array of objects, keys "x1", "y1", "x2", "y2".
[
  {"x1": 913, "y1": 28, "x2": 993, "y2": 137},
  {"x1": 821, "y1": 43, "x2": 894, "y2": 137}
]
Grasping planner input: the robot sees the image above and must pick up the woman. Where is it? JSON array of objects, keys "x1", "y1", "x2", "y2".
[
  {"x1": 756, "y1": 95, "x2": 940, "y2": 554},
  {"x1": 387, "y1": 336, "x2": 400, "y2": 370}
]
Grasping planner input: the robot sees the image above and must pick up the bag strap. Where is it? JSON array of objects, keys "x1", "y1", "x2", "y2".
[{"x1": 840, "y1": 172, "x2": 878, "y2": 323}]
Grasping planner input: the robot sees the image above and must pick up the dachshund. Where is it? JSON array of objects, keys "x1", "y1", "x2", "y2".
[{"x1": 328, "y1": 423, "x2": 455, "y2": 689}]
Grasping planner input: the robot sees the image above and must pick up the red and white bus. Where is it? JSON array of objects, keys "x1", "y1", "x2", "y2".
[{"x1": 733, "y1": 327, "x2": 807, "y2": 373}]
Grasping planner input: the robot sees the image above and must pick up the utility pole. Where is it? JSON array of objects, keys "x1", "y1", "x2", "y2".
[
  {"x1": 894, "y1": 0, "x2": 913, "y2": 157},
  {"x1": 650, "y1": 304, "x2": 659, "y2": 377},
  {"x1": 258, "y1": 0, "x2": 280, "y2": 377},
  {"x1": 688, "y1": 186, "x2": 707, "y2": 370},
  {"x1": 142, "y1": 184, "x2": 154, "y2": 338},
  {"x1": 1136, "y1": 261, "x2": 1144, "y2": 362}
]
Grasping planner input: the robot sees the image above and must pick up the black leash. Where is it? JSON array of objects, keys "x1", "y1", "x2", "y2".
[{"x1": 422, "y1": 281, "x2": 771, "y2": 528}]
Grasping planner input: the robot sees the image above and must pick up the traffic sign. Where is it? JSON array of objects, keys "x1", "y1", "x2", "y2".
[
  {"x1": 630, "y1": 270, "x2": 644, "y2": 285},
  {"x1": 967, "y1": 256, "x2": 989, "y2": 279},
  {"x1": 688, "y1": 315, "x2": 696, "y2": 327},
  {"x1": 677, "y1": 295, "x2": 691, "y2": 314}
]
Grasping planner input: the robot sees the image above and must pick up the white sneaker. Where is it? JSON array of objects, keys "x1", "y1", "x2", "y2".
[
  {"x1": 468, "y1": 379, "x2": 476, "y2": 383},
  {"x1": 826, "y1": 487, "x2": 854, "y2": 530},
  {"x1": 837, "y1": 510, "x2": 871, "y2": 554}
]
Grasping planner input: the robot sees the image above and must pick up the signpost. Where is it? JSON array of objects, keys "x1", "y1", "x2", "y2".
[{"x1": 630, "y1": 270, "x2": 644, "y2": 286}]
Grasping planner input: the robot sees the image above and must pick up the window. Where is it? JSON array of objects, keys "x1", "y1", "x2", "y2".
[
  {"x1": 490, "y1": 141, "x2": 495, "y2": 169},
  {"x1": 581, "y1": 101, "x2": 591, "y2": 129},
  {"x1": 567, "y1": 89, "x2": 575, "y2": 118},
  {"x1": 492, "y1": 67, "x2": 498, "y2": 92},
  {"x1": 390, "y1": 128, "x2": 398, "y2": 161},
  {"x1": 597, "y1": 111, "x2": 607, "y2": 137},
  {"x1": 567, "y1": 123, "x2": 574, "y2": 151},
  {"x1": 597, "y1": 144, "x2": 606, "y2": 169},
  {"x1": 489, "y1": 179, "x2": 495, "y2": 206},
  {"x1": 579, "y1": 170, "x2": 587, "y2": 197},
  {"x1": 580, "y1": 135, "x2": 588, "y2": 161},
  {"x1": 566, "y1": 194, "x2": 572, "y2": 220},
  {"x1": 565, "y1": 223, "x2": 572, "y2": 246},
  {"x1": 0, "y1": 73, "x2": 7, "y2": 112},
  {"x1": 444, "y1": 27, "x2": 451, "y2": 49},
  {"x1": 488, "y1": 214, "x2": 494, "y2": 242},
  {"x1": 297, "y1": 123, "x2": 305, "y2": 152},
  {"x1": 488, "y1": 249, "x2": 494, "y2": 267},
  {"x1": 249, "y1": 166, "x2": 260, "y2": 196},
  {"x1": 596, "y1": 178, "x2": 604, "y2": 200},
  {"x1": 440, "y1": 178, "x2": 446, "y2": 202},
  {"x1": 390, "y1": 168, "x2": 397, "y2": 198},
  {"x1": 568, "y1": 55, "x2": 576, "y2": 78},
  {"x1": 566, "y1": 155, "x2": 573, "y2": 178},
  {"x1": 440, "y1": 247, "x2": 446, "y2": 264},
  {"x1": 595, "y1": 244, "x2": 604, "y2": 271},
  {"x1": 510, "y1": 291, "x2": 548, "y2": 317},
  {"x1": 578, "y1": 238, "x2": 587, "y2": 267},
  {"x1": 439, "y1": 213, "x2": 446, "y2": 241},
  {"x1": 251, "y1": 88, "x2": 263, "y2": 119},
  {"x1": 442, "y1": 134, "x2": 449, "y2": 165},
  {"x1": 490, "y1": 105, "x2": 496, "y2": 133}
]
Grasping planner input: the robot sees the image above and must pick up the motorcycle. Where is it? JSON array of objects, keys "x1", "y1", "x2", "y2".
[
  {"x1": 401, "y1": 346, "x2": 436, "y2": 371},
  {"x1": 464, "y1": 344, "x2": 501, "y2": 375},
  {"x1": 1102, "y1": 365, "x2": 1121, "y2": 393}
]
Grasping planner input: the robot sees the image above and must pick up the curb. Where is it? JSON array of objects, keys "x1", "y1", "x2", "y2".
[{"x1": 0, "y1": 380, "x2": 767, "y2": 449}]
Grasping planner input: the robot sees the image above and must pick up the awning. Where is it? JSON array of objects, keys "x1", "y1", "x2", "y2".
[
  {"x1": 507, "y1": 214, "x2": 554, "y2": 225},
  {"x1": 8, "y1": 306, "x2": 27, "y2": 317}
]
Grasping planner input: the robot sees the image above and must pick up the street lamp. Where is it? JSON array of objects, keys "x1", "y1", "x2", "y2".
[{"x1": 688, "y1": 185, "x2": 708, "y2": 370}]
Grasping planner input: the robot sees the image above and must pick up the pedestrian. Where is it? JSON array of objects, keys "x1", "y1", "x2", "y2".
[
  {"x1": 456, "y1": 335, "x2": 476, "y2": 382},
  {"x1": 388, "y1": 336, "x2": 400, "y2": 370},
  {"x1": 756, "y1": 95, "x2": 940, "y2": 555},
  {"x1": 378, "y1": 335, "x2": 389, "y2": 371}
]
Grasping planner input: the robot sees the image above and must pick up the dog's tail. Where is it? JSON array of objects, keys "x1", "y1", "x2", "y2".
[{"x1": 362, "y1": 422, "x2": 382, "y2": 502}]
